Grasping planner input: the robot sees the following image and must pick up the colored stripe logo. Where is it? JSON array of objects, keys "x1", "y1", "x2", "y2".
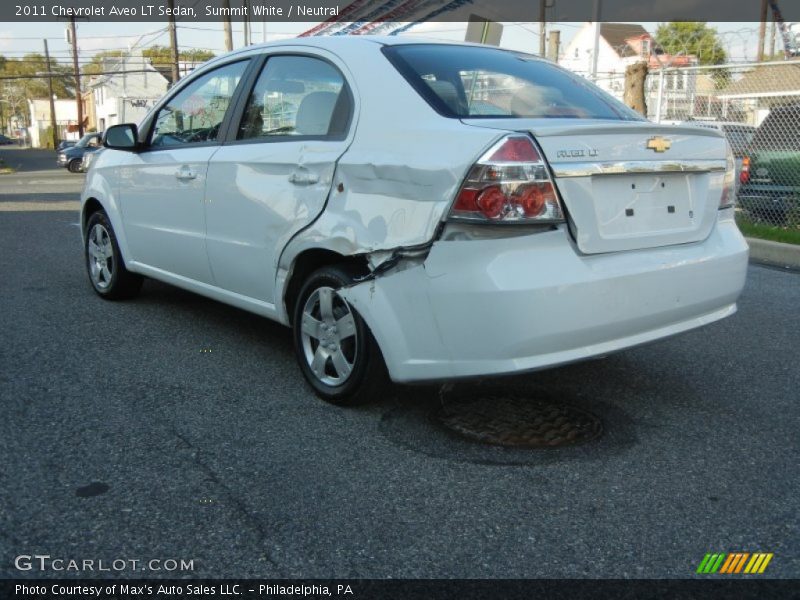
[{"x1": 697, "y1": 553, "x2": 773, "y2": 574}]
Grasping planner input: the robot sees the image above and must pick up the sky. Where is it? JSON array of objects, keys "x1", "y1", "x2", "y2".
[{"x1": 0, "y1": 20, "x2": 772, "y2": 69}]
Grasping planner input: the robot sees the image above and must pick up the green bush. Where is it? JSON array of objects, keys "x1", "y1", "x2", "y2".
[{"x1": 42, "y1": 126, "x2": 55, "y2": 149}]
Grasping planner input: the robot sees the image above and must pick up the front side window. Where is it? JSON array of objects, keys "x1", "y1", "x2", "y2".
[
  {"x1": 238, "y1": 55, "x2": 351, "y2": 140},
  {"x1": 151, "y1": 61, "x2": 248, "y2": 147},
  {"x1": 384, "y1": 44, "x2": 644, "y2": 121}
]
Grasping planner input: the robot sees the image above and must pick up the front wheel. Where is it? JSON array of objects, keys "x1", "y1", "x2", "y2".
[
  {"x1": 85, "y1": 211, "x2": 143, "y2": 300},
  {"x1": 293, "y1": 265, "x2": 388, "y2": 406},
  {"x1": 68, "y1": 158, "x2": 82, "y2": 173}
]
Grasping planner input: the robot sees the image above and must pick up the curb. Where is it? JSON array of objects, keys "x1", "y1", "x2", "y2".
[{"x1": 746, "y1": 237, "x2": 800, "y2": 269}]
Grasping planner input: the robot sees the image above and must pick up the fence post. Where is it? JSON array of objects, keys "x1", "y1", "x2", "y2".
[{"x1": 655, "y1": 68, "x2": 665, "y2": 123}]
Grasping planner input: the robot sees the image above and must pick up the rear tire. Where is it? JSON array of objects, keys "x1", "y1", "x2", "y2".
[
  {"x1": 292, "y1": 265, "x2": 388, "y2": 406},
  {"x1": 85, "y1": 211, "x2": 143, "y2": 300}
]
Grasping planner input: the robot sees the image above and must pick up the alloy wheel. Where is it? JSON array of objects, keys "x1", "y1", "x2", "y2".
[
  {"x1": 300, "y1": 286, "x2": 358, "y2": 386},
  {"x1": 87, "y1": 223, "x2": 114, "y2": 290}
]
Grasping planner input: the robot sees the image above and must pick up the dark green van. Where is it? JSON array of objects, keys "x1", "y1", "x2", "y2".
[{"x1": 737, "y1": 105, "x2": 800, "y2": 225}]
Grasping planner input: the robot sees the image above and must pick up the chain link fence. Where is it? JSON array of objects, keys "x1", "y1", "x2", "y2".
[
  {"x1": 646, "y1": 61, "x2": 800, "y2": 230},
  {"x1": 559, "y1": 23, "x2": 800, "y2": 234}
]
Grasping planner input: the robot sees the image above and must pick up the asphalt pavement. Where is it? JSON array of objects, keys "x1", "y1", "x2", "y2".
[{"x1": 0, "y1": 149, "x2": 798, "y2": 579}]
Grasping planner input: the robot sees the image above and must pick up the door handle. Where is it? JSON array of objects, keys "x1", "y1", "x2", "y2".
[
  {"x1": 175, "y1": 165, "x2": 197, "y2": 181},
  {"x1": 288, "y1": 169, "x2": 319, "y2": 185}
]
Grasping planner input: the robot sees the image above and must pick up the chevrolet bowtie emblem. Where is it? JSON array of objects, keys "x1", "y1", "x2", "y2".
[{"x1": 646, "y1": 136, "x2": 672, "y2": 153}]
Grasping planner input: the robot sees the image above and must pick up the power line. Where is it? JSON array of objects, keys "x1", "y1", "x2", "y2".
[{"x1": 0, "y1": 69, "x2": 162, "y2": 81}]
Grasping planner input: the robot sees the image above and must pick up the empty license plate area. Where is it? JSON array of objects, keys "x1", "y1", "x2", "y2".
[{"x1": 592, "y1": 173, "x2": 694, "y2": 238}]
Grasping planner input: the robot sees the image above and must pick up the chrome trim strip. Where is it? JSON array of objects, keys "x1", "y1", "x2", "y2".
[{"x1": 551, "y1": 159, "x2": 727, "y2": 178}]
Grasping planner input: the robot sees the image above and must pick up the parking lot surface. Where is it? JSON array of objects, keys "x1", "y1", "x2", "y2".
[{"x1": 1, "y1": 148, "x2": 798, "y2": 578}]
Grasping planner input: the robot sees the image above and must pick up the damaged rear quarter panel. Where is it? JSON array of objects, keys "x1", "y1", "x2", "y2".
[
  {"x1": 292, "y1": 123, "x2": 504, "y2": 255},
  {"x1": 276, "y1": 40, "x2": 505, "y2": 320}
]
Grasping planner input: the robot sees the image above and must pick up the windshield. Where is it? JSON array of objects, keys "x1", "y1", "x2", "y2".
[
  {"x1": 384, "y1": 44, "x2": 644, "y2": 121},
  {"x1": 75, "y1": 133, "x2": 99, "y2": 148}
]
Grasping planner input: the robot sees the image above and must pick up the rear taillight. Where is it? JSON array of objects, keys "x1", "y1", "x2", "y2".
[
  {"x1": 449, "y1": 135, "x2": 565, "y2": 224},
  {"x1": 739, "y1": 156, "x2": 750, "y2": 185},
  {"x1": 720, "y1": 145, "x2": 736, "y2": 209}
]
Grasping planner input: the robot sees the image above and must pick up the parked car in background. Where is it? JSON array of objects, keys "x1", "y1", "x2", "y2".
[
  {"x1": 57, "y1": 132, "x2": 103, "y2": 173},
  {"x1": 56, "y1": 140, "x2": 77, "y2": 152},
  {"x1": 0, "y1": 133, "x2": 15, "y2": 145},
  {"x1": 82, "y1": 37, "x2": 748, "y2": 405},
  {"x1": 737, "y1": 105, "x2": 800, "y2": 225},
  {"x1": 684, "y1": 121, "x2": 756, "y2": 183}
]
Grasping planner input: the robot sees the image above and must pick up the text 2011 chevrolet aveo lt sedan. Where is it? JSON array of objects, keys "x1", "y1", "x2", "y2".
[{"x1": 82, "y1": 37, "x2": 748, "y2": 405}]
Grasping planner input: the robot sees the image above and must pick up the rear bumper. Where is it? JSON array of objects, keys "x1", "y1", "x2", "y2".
[{"x1": 341, "y1": 220, "x2": 749, "y2": 383}]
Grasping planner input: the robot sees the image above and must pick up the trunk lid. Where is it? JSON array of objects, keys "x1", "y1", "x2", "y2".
[{"x1": 462, "y1": 119, "x2": 729, "y2": 254}]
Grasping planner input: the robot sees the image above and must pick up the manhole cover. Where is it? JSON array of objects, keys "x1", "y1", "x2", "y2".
[{"x1": 437, "y1": 395, "x2": 603, "y2": 448}]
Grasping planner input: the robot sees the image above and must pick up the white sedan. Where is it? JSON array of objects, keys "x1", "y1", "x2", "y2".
[{"x1": 82, "y1": 37, "x2": 748, "y2": 405}]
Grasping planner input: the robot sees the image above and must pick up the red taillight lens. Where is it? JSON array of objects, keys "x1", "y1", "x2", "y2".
[
  {"x1": 739, "y1": 156, "x2": 750, "y2": 185},
  {"x1": 448, "y1": 136, "x2": 564, "y2": 224},
  {"x1": 476, "y1": 186, "x2": 506, "y2": 219},
  {"x1": 487, "y1": 137, "x2": 541, "y2": 162},
  {"x1": 453, "y1": 188, "x2": 479, "y2": 212}
]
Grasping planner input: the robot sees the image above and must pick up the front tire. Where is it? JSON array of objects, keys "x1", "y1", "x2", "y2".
[
  {"x1": 68, "y1": 158, "x2": 82, "y2": 173},
  {"x1": 293, "y1": 265, "x2": 388, "y2": 406},
  {"x1": 85, "y1": 211, "x2": 143, "y2": 300}
]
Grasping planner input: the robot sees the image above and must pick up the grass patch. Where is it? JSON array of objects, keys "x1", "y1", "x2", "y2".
[
  {"x1": 737, "y1": 219, "x2": 800, "y2": 245},
  {"x1": 0, "y1": 167, "x2": 15, "y2": 174}
]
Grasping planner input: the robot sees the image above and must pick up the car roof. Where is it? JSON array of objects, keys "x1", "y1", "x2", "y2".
[{"x1": 205, "y1": 35, "x2": 541, "y2": 68}]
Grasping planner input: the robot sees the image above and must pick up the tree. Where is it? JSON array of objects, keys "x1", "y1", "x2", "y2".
[
  {"x1": 143, "y1": 45, "x2": 215, "y2": 68},
  {"x1": 0, "y1": 53, "x2": 75, "y2": 126},
  {"x1": 655, "y1": 22, "x2": 729, "y2": 88},
  {"x1": 81, "y1": 50, "x2": 127, "y2": 78},
  {"x1": 655, "y1": 22, "x2": 727, "y2": 66}
]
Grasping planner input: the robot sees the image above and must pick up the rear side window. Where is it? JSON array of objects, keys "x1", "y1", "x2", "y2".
[
  {"x1": 238, "y1": 55, "x2": 352, "y2": 140},
  {"x1": 384, "y1": 44, "x2": 643, "y2": 121}
]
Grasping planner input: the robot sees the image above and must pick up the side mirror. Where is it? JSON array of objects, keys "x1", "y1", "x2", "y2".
[{"x1": 104, "y1": 124, "x2": 139, "y2": 151}]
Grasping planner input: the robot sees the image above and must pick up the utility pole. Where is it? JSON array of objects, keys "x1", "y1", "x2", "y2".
[
  {"x1": 222, "y1": 0, "x2": 233, "y2": 51},
  {"x1": 167, "y1": 0, "x2": 180, "y2": 85},
  {"x1": 538, "y1": 0, "x2": 546, "y2": 57},
  {"x1": 242, "y1": 0, "x2": 250, "y2": 46},
  {"x1": 590, "y1": 0, "x2": 602, "y2": 81},
  {"x1": 43, "y1": 39, "x2": 59, "y2": 149},
  {"x1": 769, "y1": 13, "x2": 776, "y2": 59},
  {"x1": 68, "y1": 17, "x2": 84, "y2": 137},
  {"x1": 757, "y1": 0, "x2": 769, "y2": 61},
  {"x1": 547, "y1": 30, "x2": 561, "y2": 62}
]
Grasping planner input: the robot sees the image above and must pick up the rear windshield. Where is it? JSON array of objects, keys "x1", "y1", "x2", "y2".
[
  {"x1": 383, "y1": 44, "x2": 643, "y2": 121},
  {"x1": 721, "y1": 125, "x2": 755, "y2": 156}
]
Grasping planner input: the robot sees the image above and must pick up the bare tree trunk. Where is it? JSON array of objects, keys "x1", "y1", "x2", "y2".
[{"x1": 624, "y1": 61, "x2": 648, "y2": 116}]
